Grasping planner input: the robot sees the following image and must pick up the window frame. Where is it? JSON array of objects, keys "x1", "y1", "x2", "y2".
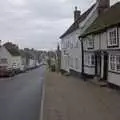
[
  {"x1": 87, "y1": 36, "x2": 94, "y2": 49},
  {"x1": 109, "y1": 54, "x2": 120, "y2": 73},
  {"x1": 84, "y1": 54, "x2": 95, "y2": 67},
  {"x1": 107, "y1": 27, "x2": 119, "y2": 48}
]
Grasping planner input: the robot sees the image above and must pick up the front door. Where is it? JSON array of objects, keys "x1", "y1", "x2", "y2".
[
  {"x1": 103, "y1": 52, "x2": 108, "y2": 80},
  {"x1": 95, "y1": 52, "x2": 101, "y2": 77}
]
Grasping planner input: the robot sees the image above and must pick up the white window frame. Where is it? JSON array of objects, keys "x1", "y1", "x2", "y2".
[
  {"x1": 87, "y1": 37, "x2": 94, "y2": 49},
  {"x1": 109, "y1": 55, "x2": 116, "y2": 71},
  {"x1": 116, "y1": 55, "x2": 120, "y2": 71},
  {"x1": 107, "y1": 28, "x2": 118, "y2": 47},
  {"x1": 85, "y1": 54, "x2": 95, "y2": 67},
  {"x1": 109, "y1": 54, "x2": 120, "y2": 72}
]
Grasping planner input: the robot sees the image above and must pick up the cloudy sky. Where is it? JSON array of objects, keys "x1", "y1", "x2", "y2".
[{"x1": 0, "y1": 0, "x2": 119, "y2": 50}]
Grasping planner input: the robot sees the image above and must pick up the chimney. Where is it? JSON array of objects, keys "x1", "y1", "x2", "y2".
[
  {"x1": 97, "y1": 0, "x2": 110, "y2": 15},
  {"x1": 74, "y1": 6, "x2": 81, "y2": 21}
]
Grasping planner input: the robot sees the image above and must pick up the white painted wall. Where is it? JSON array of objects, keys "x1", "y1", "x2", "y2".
[
  {"x1": 0, "y1": 46, "x2": 12, "y2": 68},
  {"x1": 12, "y1": 56, "x2": 22, "y2": 70},
  {"x1": 107, "y1": 51, "x2": 120, "y2": 86},
  {"x1": 0, "y1": 46, "x2": 23, "y2": 71},
  {"x1": 108, "y1": 72, "x2": 120, "y2": 86},
  {"x1": 84, "y1": 66, "x2": 95, "y2": 75},
  {"x1": 87, "y1": 27, "x2": 120, "y2": 86},
  {"x1": 60, "y1": 3, "x2": 98, "y2": 73},
  {"x1": 69, "y1": 30, "x2": 82, "y2": 72},
  {"x1": 61, "y1": 37, "x2": 70, "y2": 72},
  {"x1": 29, "y1": 59, "x2": 36, "y2": 68},
  {"x1": 97, "y1": 27, "x2": 120, "y2": 50}
]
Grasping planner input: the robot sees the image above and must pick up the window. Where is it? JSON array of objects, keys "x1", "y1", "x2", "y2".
[
  {"x1": 109, "y1": 54, "x2": 120, "y2": 72},
  {"x1": 110, "y1": 55, "x2": 116, "y2": 71},
  {"x1": 86, "y1": 54, "x2": 95, "y2": 66},
  {"x1": 108, "y1": 28, "x2": 118, "y2": 47},
  {"x1": 116, "y1": 56, "x2": 120, "y2": 71},
  {"x1": 0, "y1": 58, "x2": 8, "y2": 64},
  {"x1": 88, "y1": 39, "x2": 94, "y2": 49},
  {"x1": 75, "y1": 41, "x2": 79, "y2": 48}
]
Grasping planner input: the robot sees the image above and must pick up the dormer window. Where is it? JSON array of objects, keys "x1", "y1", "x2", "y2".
[{"x1": 107, "y1": 28, "x2": 119, "y2": 47}]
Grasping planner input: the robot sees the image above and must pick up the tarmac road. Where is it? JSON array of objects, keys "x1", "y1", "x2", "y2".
[{"x1": 0, "y1": 66, "x2": 45, "y2": 120}]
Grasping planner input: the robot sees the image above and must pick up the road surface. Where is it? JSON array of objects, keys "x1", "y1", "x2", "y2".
[{"x1": 0, "y1": 66, "x2": 45, "y2": 120}]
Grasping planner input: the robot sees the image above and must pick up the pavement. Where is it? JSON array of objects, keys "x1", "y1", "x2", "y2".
[
  {"x1": 0, "y1": 66, "x2": 45, "y2": 120},
  {"x1": 43, "y1": 71, "x2": 120, "y2": 120}
]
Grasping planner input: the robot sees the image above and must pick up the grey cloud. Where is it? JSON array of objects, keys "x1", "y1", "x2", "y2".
[{"x1": 1, "y1": 0, "x2": 116, "y2": 50}]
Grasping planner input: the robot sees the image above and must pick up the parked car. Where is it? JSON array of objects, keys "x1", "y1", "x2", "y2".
[
  {"x1": 0, "y1": 66, "x2": 15, "y2": 77},
  {"x1": 12, "y1": 64, "x2": 21, "y2": 74}
]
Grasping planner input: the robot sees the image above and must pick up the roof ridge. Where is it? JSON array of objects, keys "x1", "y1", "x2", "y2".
[
  {"x1": 60, "y1": 3, "x2": 96, "y2": 38},
  {"x1": 81, "y1": 2, "x2": 120, "y2": 37}
]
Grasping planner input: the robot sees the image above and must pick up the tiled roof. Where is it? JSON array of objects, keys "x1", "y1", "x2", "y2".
[
  {"x1": 81, "y1": 2, "x2": 120, "y2": 37},
  {"x1": 60, "y1": 4, "x2": 95, "y2": 39}
]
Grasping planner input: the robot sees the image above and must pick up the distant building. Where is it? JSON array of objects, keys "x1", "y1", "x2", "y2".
[{"x1": 0, "y1": 42, "x2": 22, "y2": 71}]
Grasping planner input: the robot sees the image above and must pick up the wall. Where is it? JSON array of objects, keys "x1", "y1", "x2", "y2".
[
  {"x1": 0, "y1": 46, "x2": 12, "y2": 68},
  {"x1": 108, "y1": 72, "x2": 120, "y2": 86},
  {"x1": 60, "y1": 3, "x2": 98, "y2": 73},
  {"x1": 107, "y1": 50, "x2": 120, "y2": 86},
  {"x1": 12, "y1": 56, "x2": 22, "y2": 69},
  {"x1": 60, "y1": 37, "x2": 70, "y2": 72},
  {"x1": 29, "y1": 59, "x2": 36, "y2": 68},
  {"x1": 69, "y1": 30, "x2": 82, "y2": 73},
  {"x1": 84, "y1": 66, "x2": 95, "y2": 75}
]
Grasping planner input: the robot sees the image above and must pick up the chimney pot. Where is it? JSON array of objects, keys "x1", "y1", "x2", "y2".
[{"x1": 74, "y1": 6, "x2": 81, "y2": 21}]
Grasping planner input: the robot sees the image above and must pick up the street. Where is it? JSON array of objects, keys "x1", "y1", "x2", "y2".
[{"x1": 0, "y1": 66, "x2": 45, "y2": 120}]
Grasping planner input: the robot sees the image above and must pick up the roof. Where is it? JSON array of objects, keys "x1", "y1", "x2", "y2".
[
  {"x1": 60, "y1": 4, "x2": 95, "y2": 39},
  {"x1": 81, "y1": 2, "x2": 120, "y2": 37},
  {"x1": 3, "y1": 42, "x2": 20, "y2": 56}
]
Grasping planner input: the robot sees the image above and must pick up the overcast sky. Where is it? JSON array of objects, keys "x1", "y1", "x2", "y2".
[{"x1": 0, "y1": 0, "x2": 119, "y2": 50}]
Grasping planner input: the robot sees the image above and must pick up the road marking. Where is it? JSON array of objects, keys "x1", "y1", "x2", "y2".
[{"x1": 39, "y1": 76, "x2": 45, "y2": 120}]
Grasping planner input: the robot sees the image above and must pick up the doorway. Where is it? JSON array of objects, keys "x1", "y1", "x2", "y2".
[{"x1": 103, "y1": 52, "x2": 108, "y2": 80}]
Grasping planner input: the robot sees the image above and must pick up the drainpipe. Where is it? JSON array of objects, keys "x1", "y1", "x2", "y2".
[{"x1": 79, "y1": 37, "x2": 84, "y2": 75}]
